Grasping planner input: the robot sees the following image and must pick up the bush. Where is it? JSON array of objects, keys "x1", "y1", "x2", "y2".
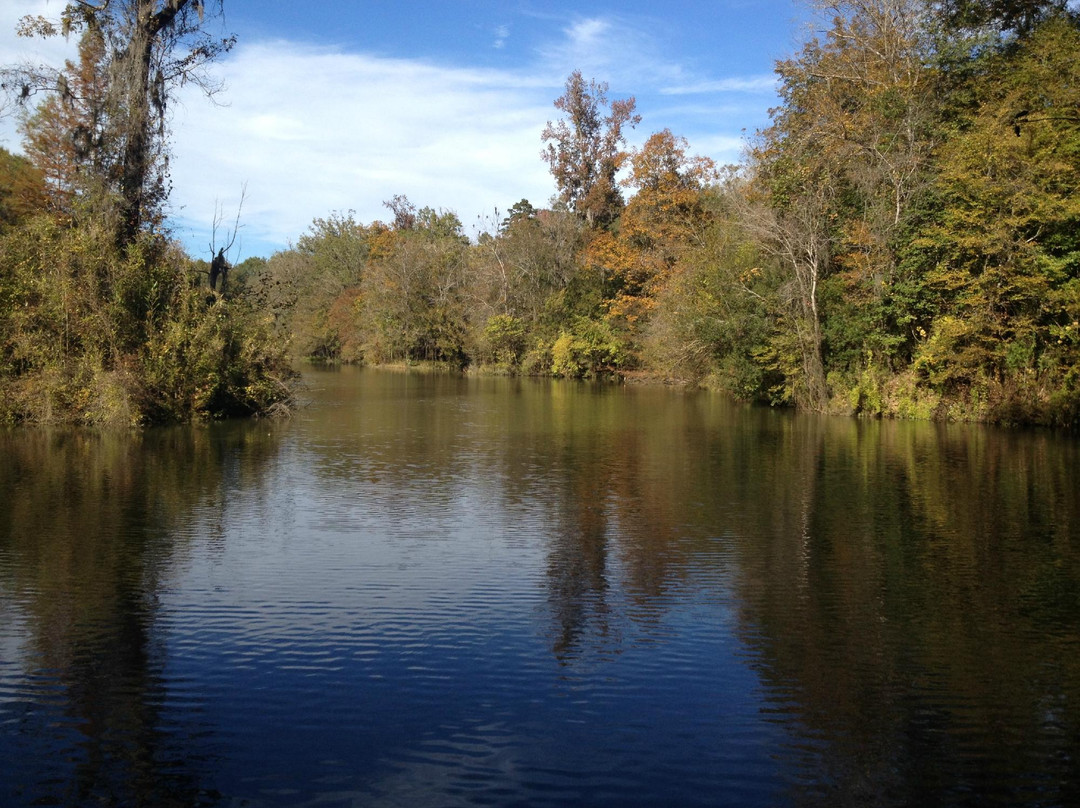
[
  {"x1": 481, "y1": 314, "x2": 527, "y2": 367},
  {"x1": 550, "y1": 318, "x2": 630, "y2": 378},
  {"x1": 0, "y1": 216, "x2": 295, "y2": 425},
  {"x1": 140, "y1": 288, "x2": 293, "y2": 421}
]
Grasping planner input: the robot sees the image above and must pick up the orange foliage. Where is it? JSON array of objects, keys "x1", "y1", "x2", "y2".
[
  {"x1": 326, "y1": 287, "x2": 365, "y2": 362},
  {"x1": 582, "y1": 130, "x2": 717, "y2": 329},
  {"x1": 21, "y1": 27, "x2": 111, "y2": 213}
]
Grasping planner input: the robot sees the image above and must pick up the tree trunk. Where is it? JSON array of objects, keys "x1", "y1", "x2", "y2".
[
  {"x1": 116, "y1": 0, "x2": 192, "y2": 247},
  {"x1": 117, "y1": 24, "x2": 152, "y2": 245}
]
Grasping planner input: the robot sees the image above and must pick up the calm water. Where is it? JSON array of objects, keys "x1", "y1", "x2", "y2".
[{"x1": 2, "y1": 367, "x2": 1079, "y2": 807}]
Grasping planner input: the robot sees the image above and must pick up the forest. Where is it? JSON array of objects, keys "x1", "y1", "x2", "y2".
[{"x1": 2, "y1": 0, "x2": 1080, "y2": 427}]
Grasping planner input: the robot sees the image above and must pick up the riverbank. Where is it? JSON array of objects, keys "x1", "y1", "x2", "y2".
[{"x1": 351, "y1": 359, "x2": 1077, "y2": 430}]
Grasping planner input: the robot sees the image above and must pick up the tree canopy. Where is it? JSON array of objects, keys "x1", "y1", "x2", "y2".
[
  {"x1": 541, "y1": 70, "x2": 641, "y2": 229},
  {"x1": 6, "y1": 1, "x2": 234, "y2": 246}
]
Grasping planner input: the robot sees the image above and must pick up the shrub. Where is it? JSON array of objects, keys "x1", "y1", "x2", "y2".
[
  {"x1": 0, "y1": 216, "x2": 295, "y2": 425},
  {"x1": 481, "y1": 314, "x2": 527, "y2": 367},
  {"x1": 550, "y1": 318, "x2": 630, "y2": 378}
]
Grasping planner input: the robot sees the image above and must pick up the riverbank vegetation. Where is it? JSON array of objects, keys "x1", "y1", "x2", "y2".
[
  {"x1": 4, "y1": 0, "x2": 1080, "y2": 427},
  {"x1": 0, "y1": 1, "x2": 293, "y2": 426}
]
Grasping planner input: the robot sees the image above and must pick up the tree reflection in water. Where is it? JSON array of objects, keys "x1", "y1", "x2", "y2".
[
  {"x1": 0, "y1": 425, "x2": 285, "y2": 807},
  {"x1": 2, "y1": 369, "x2": 1079, "y2": 807},
  {"x1": 501, "y1": 382, "x2": 1080, "y2": 806}
]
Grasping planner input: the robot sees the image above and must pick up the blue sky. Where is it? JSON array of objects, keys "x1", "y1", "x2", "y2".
[{"x1": 1, "y1": 0, "x2": 812, "y2": 260}]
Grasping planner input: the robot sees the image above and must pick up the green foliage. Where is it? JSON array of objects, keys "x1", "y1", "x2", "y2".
[
  {"x1": 680, "y1": 1, "x2": 1080, "y2": 426},
  {"x1": 0, "y1": 3, "x2": 294, "y2": 427},
  {"x1": 521, "y1": 339, "x2": 554, "y2": 375},
  {"x1": 359, "y1": 212, "x2": 470, "y2": 365},
  {"x1": 501, "y1": 199, "x2": 537, "y2": 231},
  {"x1": 140, "y1": 290, "x2": 290, "y2": 422},
  {"x1": 60, "y1": 4, "x2": 1069, "y2": 429},
  {"x1": 904, "y1": 16, "x2": 1080, "y2": 424},
  {"x1": 250, "y1": 213, "x2": 371, "y2": 361},
  {"x1": 471, "y1": 206, "x2": 583, "y2": 330},
  {"x1": 227, "y1": 255, "x2": 267, "y2": 297},
  {"x1": 936, "y1": 0, "x2": 1069, "y2": 38},
  {"x1": 550, "y1": 318, "x2": 630, "y2": 378},
  {"x1": 0, "y1": 215, "x2": 293, "y2": 425},
  {"x1": 481, "y1": 314, "x2": 527, "y2": 367},
  {"x1": 253, "y1": 199, "x2": 584, "y2": 374},
  {"x1": 642, "y1": 196, "x2": 781, "y2": 397}
]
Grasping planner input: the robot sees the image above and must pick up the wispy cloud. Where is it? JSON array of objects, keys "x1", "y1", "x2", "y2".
[
  {"x1": 169, "y1": 42, "x2": 558, "y2": 256},
  {"x1": 535, "y1": 15, "x2": 684, "y2": 89},
  {"x1": 661, "y1": 75, "x2": 778, "y2": 95}
]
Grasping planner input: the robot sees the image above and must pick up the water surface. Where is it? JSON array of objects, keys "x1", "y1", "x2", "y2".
[{"x1": 2, "y1": 367, "x2": 1079, "y2": 806}]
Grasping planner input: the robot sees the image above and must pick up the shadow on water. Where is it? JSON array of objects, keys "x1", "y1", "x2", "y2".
[
  {"x1": 301, "y1": 369, "x2": 707, "y2": 664},
  {"x1": 0, "y1": 422, "x2": 288, "y2": 807}
]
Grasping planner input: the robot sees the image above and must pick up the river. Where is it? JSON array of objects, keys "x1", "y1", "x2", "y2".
[{"x1": 2, "y1": 366, "x2": 1079, "y2": 807}]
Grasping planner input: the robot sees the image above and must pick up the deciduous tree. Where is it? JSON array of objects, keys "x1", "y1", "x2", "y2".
[
  {"x1": 541, "y1": 71, "x2": 640, "y2": 229},
  {"x1": 912, "y1": 15, "x2": 1080, "y2": 421},
  {"x1": 746, "y1": 0, "x2": 937, "y2": 409},
  {"x1": 618, "y1": 129, "x2": 718, "y2": 297},
  {"x1": 18, "y1": 24, "x2": 110, "y2": 213}
]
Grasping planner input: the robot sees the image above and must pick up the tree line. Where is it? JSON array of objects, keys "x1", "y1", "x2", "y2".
[
  {"x1": 3, "y1": 0, "x2": 1080, "y2": 426},
  {"x1": 247, "y1": 0, "x2": 1080, "y2": 427}
]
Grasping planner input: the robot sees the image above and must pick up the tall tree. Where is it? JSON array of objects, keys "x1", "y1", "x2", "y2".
[
  {"x1": 746, "y1": 0, "x2": 936, "y2": 409},
  {"x1": 473, "y1": 203, "x2": 581, "y2": 327},
  {"x1": 619, "y1": 129, "x2": 717, "y2": 284},
  {"x1": 6, "y1": 1, "x2": 235, "y2": 246},
  {"x1": 361, "y1": 202, "x2": 471, "y2": 364},
  {"x1": 912, "y1": 15, "x2": 1080, "y2": 420},
  {"x1": 541, "y1": 71, "x2": 640, "y2": 229},
  {"x1": 586, "y1": 130, "x2": 718, "y2": 334}
]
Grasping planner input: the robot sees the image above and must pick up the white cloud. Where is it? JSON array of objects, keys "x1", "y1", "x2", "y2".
[
  {"x1": 3, "y1": 7, "x2": 779, "y2": 258},
  {"x1": 168, "y1": 42, "x2": 560, "y2": 256},
  {"x1": 536, "y1": 15, "x2": 684, "y2": 89},
  {"x1": 661, "y1": 75, "x2": 778, "y2": 95},
  {"x1": 566, "y1": 17, "x2": 612, "y2": 49},
  {"x1": 686, "y1": 133, "x2": 753, "y2": 166}
]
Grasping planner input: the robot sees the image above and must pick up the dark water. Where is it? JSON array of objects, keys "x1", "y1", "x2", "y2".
[{"x1": 2, "y1": 368, "x2": 1079, "y2": 807}]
